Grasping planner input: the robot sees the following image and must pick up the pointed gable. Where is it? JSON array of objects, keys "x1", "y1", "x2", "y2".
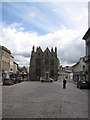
[
  {"x1": 35, "y1": 46, "x2": 43, "y2": 57},
  {"x1": 43, "y1": 47, "x2": 51, "y2": 57},
  {"x1": 37, "y1": 46, "x2": 43, "y2": 53}
]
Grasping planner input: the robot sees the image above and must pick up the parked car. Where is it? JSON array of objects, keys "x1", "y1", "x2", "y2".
[
  {"x1": 40, "y1": 77, "x2": 54, "y2": 82},
  {"x1": 12, "y1": 76, "x2": 17, "y2": 84},
  {"x1": 77, "y1": 80, "x2": 89, "y2": 89},
  {"x1": 3, "y1": 78, "x2": 14, "y2": 85},
  {"x1": 20, "y1": 76, "x2": 24, "y2": 82},
  {"x1": 40, "y1": 77, "x2": 45, "y2": 82},
  {"x1": 17, "y1": 75, "x2": 21, "y2": 83},
  {"x1": 49, "y1": 78, "x2": 54, "y2": 82}
]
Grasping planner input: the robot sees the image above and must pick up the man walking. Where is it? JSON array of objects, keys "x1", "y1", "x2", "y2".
[{"x1": 63, "y1": 79, "x2": 67, "y2": 89}]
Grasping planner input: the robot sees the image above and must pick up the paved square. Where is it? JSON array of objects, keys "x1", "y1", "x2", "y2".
[{"x1": 2, "y1": 81, "x2": 88, "y2": 118}]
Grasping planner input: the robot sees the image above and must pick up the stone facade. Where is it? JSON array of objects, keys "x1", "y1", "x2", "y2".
[
  {"x1": 71, "y1": 57, "x2": 86, "y2": 82},
  {"x1": 1, "y1": 46, "x2": 11, "y2": 78},
  {"x1": 0, "y1": 45, "x2": 2, "y2": 83},
  {"x1": 83, "y1": 28, "x2": 90, "y2": 88},
  {"x1": 10, "y1": 55, "x2": 14, "y2": 72},
  {"x1": 29, "y1": 46, "x2": 60, "y2": 81},
  {"x1": 13, "y1": 62, "x2": 18, "y2": 74}
]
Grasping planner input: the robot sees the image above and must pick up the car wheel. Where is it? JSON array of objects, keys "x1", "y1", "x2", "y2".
[{"x1": 11, "y1": 81, "x2": 14, "y2": 85}]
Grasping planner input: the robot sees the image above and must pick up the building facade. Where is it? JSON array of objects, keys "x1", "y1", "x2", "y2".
[
  {"x1": 71, "y1": 57, "x2": 86, "y2": 82},
  {"x1": 29, "y1": 46, "x2": 60, "y2": 81},
  {"x1": 0, "y1": 45, "x2": 2, "y2": 83},
  {"x1": 59, "y1": 66, "x2": 73, "y2": 81},
  {"x1": 0, "y1": 45, "x2": 19, "y2": 81},
  {"x1": 1, "y1": 46, "x2": 11, "y2": 78},
  {"x1": 10, "y1": 55, "x2": 14, "y2": 72},
  {"x1": 13, "y1": 62, "x2": 18, "y2": 74},
  {"x1": 83, "y1": 28, "x2": 90, "y2": 88}
]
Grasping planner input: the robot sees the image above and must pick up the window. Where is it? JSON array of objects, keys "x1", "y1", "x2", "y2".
[
  {"x1": 45, "y1": 59, "x2": 49, "y2": 65},
  {"x1": 46, "y1": 65, "x2": 48, "y2": 71},
  {"x1": 36, "y1": 68, "x2": 41, "y2": 78},
  {"x1": 36, "y1": 59, "x2": 41, "y2": 65},
  {"x1": 51, "y1": 59, "x2": 54, "y2": 66},
  {"x1": 38, "y1": 53, "x2": 40, "y2": 56},
  {"x1": 83, "y1": 65, "x2": 85, "y2": 71}
]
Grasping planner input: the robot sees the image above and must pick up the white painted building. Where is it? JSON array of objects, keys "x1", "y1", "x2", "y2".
[
  {"x1": 10, "y1": 55, "x2": 14, "y2": 72},
  {"x1": 59, "y1": 66, "x2": 73, "y2": 81},
  {"x1": 71, "y1": 57, "x2": 86, "y2": 81}
]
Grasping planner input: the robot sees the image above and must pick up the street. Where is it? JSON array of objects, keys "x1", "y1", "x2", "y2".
[{"x1": 2, "y1": 80, "x2": 88, "y2": 118}]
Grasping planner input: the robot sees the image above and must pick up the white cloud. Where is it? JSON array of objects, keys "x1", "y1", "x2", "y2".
[
  {"x1": 28, "y1": 12, "x2": 36, "y2": 18},
  {"x1": 19, "y1": 27, "x2": 24, "y2": 31},
  {"x1": 10, "y1": 22, "x2": 21, "y2": 28},
  {"x1": 2, "y1": 2, "x2": 88, "y2": 33},
  {"x1": 0, "y1": 24, "x2": 86, "y2": 67},
  {"x1": 71, "y1": 7, "x2": 88, "y2": 22},
  {"x1": 2, "y1": 0, "x2": 89, "y2": 2},
  {"x1": 53, "y1": 8, "x2": 57, "y2": 12}
]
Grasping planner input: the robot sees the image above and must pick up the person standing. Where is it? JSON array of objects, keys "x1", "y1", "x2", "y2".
[
  {"x1": 63, "y1": 79, "x2": 67, "y2": 89},
  {"x1": 9, "y1": 69, "x2": 13, "y2": 79}
]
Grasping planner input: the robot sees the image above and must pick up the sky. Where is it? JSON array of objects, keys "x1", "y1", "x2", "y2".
[{"x1": 0, "y1": 1, "x2": 89, "y2": 67}]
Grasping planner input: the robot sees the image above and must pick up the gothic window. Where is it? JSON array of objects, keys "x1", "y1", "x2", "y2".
[
  {"x1": 38, "y1": 53, "x2": 40, "y2": 56},
  {"x1": 45, "y1": 59, "x2": 49, "y2": 65},
  {"x1": 51, "y1": 59, "x2": 54, "y2": 66},
  {"x1": 46, "y1": 65, "x2": 48, "y2": 71},
  {"x1": 36, "y1": 68, "x2": 41, "y2": 77},
  {"x1": 36, "y1": 59, "x2": 41, "y2": 65}
]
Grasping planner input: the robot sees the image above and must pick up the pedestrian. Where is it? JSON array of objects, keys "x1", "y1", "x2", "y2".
[{"x1": 63, "y1": 79, "x2": 67, "y2": 89}]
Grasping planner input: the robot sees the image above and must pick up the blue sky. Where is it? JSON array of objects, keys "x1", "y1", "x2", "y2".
[
  {"x1": 0, "y1": 1, "x2": 89, "y2": 66},
  {"x1": 2, "y1": 2, "x2": 88, "y2": 34}
]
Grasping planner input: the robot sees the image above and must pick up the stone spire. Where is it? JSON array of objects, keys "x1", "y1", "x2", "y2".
[
  {"x1": 31, "y1": 46, "x2": 35, "y2": 57},
  {"x1": 51, "y1": 47, "x2": 53, "y2": 52},
  {"x1": 32, "y1": 46, "x2": 35, "y2": 52},
  {"x1": 55, "y1": 47, "x2": 57, "y2": 58},
  {"x1": 36, "y1": 47, "x2": 38, "y2": 51}
]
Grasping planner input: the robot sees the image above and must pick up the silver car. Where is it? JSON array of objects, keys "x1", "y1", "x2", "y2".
[{"x1": 40, "y1": 77, "x2": 54, "y2": 82}]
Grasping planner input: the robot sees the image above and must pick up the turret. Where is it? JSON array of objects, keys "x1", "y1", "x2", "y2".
[
  {"x1": 32, "y1": 46, "x2": 35, "y2": 52},
  {"x1": 55, "y1": 47, "x2": 57, "y2": 58},
  {"x1": 51, "y1": 47, "x2": 53, "y2": 52},
  {"x1": 31, "y1": 46, "x2": 35, "y2": 57},
  {"x1": 36, "y1": 47, "x2": 38, "y2": 51}
]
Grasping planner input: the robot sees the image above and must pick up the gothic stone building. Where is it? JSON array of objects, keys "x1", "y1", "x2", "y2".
[{"x1": 29, "y1": 46, "x2": 60, "y2": 81}]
